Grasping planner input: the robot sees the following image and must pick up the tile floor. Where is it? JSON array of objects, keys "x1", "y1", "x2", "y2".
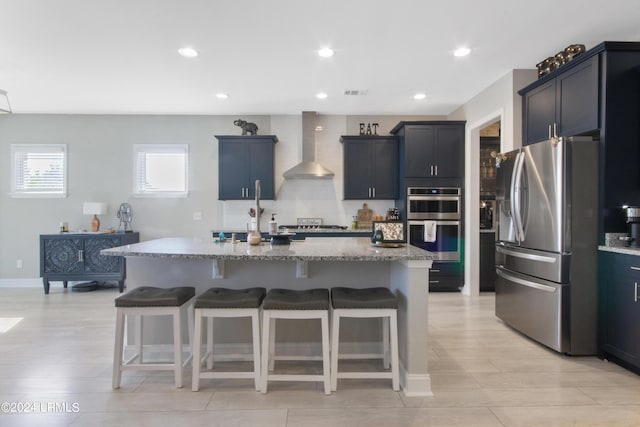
[{"x1": 0, "y1": 287, "x2": 638, "y2": 426}]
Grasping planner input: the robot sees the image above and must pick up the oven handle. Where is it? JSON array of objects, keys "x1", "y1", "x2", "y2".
[
  {"x1": 408, "y1": 195, "x2": 460, "y2": 201},
  {"x1": 408, "y1": 220, "x2": 460, "y2": 226}
]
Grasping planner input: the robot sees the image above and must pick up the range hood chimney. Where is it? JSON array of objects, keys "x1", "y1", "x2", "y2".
[{"x1": 283, "y1": 111, "x2": 335, "y2": 179}]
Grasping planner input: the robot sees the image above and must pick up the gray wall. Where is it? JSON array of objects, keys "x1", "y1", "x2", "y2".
[{"x1": 0, "y1": 113, "x2": 444, "y2": 281}]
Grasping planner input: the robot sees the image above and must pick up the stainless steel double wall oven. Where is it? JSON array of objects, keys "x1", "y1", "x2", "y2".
[{"x1": 406, "y1": 187, "x2": 462, "y2": 263}]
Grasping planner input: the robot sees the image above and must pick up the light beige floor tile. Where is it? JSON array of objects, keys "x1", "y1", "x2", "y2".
[
  {"x1": 491, "y1": 405, "x2": 640, "y2": 427},
  {"x1": 2, "y1": 288, "x2": 639, "y2": 426},
  {"x1": 69, "y1": 409, "x2": 288, "y2": 427},
  {"x1": 579, "y1": 386, "x2": 640, "y2": 405},
  {"x1": 286, "y1": 407, "x2": 504, "y2": 427},
  {"x1": 209, "y1": 388, "x2": 403, "y2": 410}
]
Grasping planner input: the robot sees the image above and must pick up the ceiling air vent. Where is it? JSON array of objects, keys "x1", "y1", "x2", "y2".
[{"x1": 344, "y1": 90, "x2": 369, "y2": 96}]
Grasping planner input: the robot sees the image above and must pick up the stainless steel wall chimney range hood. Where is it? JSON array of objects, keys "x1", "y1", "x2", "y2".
[{"x1": 283, "y1": 111, "x2": 334, "y2": 179}]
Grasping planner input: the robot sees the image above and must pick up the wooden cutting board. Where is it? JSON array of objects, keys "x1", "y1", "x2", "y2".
[{"x1": 357, "y1": 203, "x2": 373, "y2": 230}]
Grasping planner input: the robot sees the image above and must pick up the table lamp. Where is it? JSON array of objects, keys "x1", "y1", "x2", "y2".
[{"x1": 83, "y1": 202, "x2": 107, "y2": 232}]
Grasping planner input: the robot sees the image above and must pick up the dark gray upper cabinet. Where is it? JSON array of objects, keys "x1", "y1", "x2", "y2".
[
  {"x1": 390, "y1": 121, "x2": 465, "y2": 180},
  {"x1": 341, "y1": 136, "x2": 398, "y2": 200},
  {"x1": 216, "y1": 135, "x2": 278, "y2": 200},
  {"x1": 521, "y1": 55, "x2": 599, "y2": 145},
  {"x1": 598, "y1": 250, "x2": 640, "y2": 374}
]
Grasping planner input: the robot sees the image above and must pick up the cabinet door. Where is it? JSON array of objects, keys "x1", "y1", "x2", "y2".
[
  {"x1": 556, "y1": 55, "x2": 599, "y2": 137},
  {"x1": 43, "y1": 238, "x2": 83, "y2": 274},
  {"x1": 84, "y1": 236, "x2": 122, "y2": 274},
  {"x1": 371, "y1": 139, "x2": 398, "y2": 199},
  {"x1": 600, "y1": 252, "x2": 640, "y2": 368},
  {"x1": 247, "y1": 140, "x2": 275, "y2": 200},
  {"x1": 219, "y1": 140, "x2": 248, "y2": 200},
  {"x1": 404, "y1": 126, "x2": 435, "y2": 177},
  {"x1": 523, "y1": 80, "x2": 556, "y2": 145},
  {"x1": 343, "y1": 139, "x2": 373, "y2": 199},
  {"x1": 433, "y1": 125, "x2": 464, "y2": 178}
]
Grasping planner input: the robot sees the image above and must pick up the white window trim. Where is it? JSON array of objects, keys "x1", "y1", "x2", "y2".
[
  {"x1": 132, "y1": 144, "x2": 189, "y2": 198},
  {"x1": 10, "y1": 144, "x2": 68, "y2": 198}
]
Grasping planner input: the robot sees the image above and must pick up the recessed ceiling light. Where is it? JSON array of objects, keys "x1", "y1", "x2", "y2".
[
  {"x1": 216, "y1": 93, "x2": 229, "y2": 99},
  {"x1": 453, "y1": 47, "x2": 471, "y2": 57},
  {"x1": 178, "y1": 47, "x2": 198, "y2": 58},
  {"x1": 316, "y1": 92, "x2": 328, "y2": 99},
  {"x1": 318, "y1": 47, "x2": 334, "y2": 58},
  {"x1": 413, "y1": 93, "x2": 426, "y2": 100}
]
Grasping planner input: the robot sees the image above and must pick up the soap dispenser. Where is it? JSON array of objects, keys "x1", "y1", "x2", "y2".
[{"x1": 268, "y1": 213, "x2": 278, "y2": 235}]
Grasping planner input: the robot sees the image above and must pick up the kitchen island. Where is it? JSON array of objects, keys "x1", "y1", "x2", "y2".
[{"x1": 102, "y1": 237, "x2": 434, "y2": 396}]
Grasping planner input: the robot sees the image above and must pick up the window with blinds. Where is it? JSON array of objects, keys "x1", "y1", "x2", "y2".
[
  {"x1": 133, "y1": 144, "x2": 188, "y2": 197},
  {"x1": 10, "y1": 144, "x2": 67, "y2": 197}
]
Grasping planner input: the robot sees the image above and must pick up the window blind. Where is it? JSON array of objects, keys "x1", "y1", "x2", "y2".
[
  {"x1": 133, "y1": 144, "x2": 188, "y2": 196},
  {"x1": 11, "y1": 144, "x2": 67, "y2": 196}
]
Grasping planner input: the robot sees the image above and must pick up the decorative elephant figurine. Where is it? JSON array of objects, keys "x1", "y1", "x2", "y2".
[{"x1": 233, "y1": 119, "x2": 259, "y2": 135}]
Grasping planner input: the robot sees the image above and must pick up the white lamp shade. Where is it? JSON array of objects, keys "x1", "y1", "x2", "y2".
[{"x1": 83, "y1": 202, "x2": 107, "y2": 215}]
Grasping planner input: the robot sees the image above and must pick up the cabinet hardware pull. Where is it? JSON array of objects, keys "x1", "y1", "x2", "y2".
[
  {"x1": 430, "y1": 165, "x2": 434, "y2": 176},
  {"x1": 78, "y1": 250, "x2": 84, "y2": 262},
  {"x1": 548, "y1": 125, "x2": 552, "y2": 140},
  {"x1": 553, "y1": 123, "x2": 558, "y2": 138},
  {"x1": 372, "y1": 187, "x2": 376, "y2": 198},
  {"x1": 429, "y1": 280, "x2": 440, "y2": 284},
  {"x1": 630, "y1": 266, "x2": 640, "y2": 271},
  {"x1": 635, "y1": 282, "x2": 639, "y2": 302},
  {"x1": 434, "y1": 165, "x2": 438, "y2": 176}
]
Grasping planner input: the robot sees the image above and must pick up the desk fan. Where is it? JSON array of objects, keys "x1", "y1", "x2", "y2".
[{"x1": 117, "y1": 203, "x2": 133, "y2": 232}]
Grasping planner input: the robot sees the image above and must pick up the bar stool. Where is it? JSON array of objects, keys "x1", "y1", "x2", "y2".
[
  {"x1": 330, "y1": 287, "x2": 399, "y2": 391},
  {"x1": 191, "y1": 287, "x2": 266, "y2": 391},
  {"x1": 112, "y1": 286, "x2": 195, "y2": 389},
  {"x1": 260, "y1": 288, "x2": 331, "y2": 394}
]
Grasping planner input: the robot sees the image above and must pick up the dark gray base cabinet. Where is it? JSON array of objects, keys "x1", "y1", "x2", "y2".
[
  {"x1": 480, "y1": 232, "x2": 496, "y2": 292},
  {"x1": 598, "y1": 250, "x2": 640, "y2": 374},
  {"x1": 429, "y1": 262, "x2": 463, "y2": 292},
  {"x1": 40, "y1": 232, "x2": 140, "y2": 294}
]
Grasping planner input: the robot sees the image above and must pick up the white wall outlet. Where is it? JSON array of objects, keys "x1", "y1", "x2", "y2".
[
  {"x1": 193, "y1": 212, "x2": 202, "y2": 221},
  {"x1": 16, "y1": 259, "x2": 22, "y2": 269}
]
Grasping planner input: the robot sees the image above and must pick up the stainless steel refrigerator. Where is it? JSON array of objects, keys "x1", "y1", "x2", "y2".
[{"x1": 495, "y1": 136, "x2": 598, "y2": 355}]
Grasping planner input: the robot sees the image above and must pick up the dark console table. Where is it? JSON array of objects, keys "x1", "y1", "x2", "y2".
[{"x1": 39, "y1": 232, "x2": 139, "y2": 294}]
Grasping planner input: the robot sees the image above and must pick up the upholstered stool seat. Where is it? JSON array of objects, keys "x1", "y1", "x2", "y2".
[
  {"x1": 260, "y1": 288, "x2": 331, "y2": 394},
  {"x1": 112, "y1": 286, "x2": 195, "y2": 389},
  {"x1": 192, "y1": 287, "x2": 266, "y2": 391},
  {"x1": 330, "y1": 287, "x2": 399, "y2": 391}
]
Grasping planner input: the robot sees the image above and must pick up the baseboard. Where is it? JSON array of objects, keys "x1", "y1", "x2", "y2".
[{"x1": 0, "y1": 278, "x2": 42, "y2": 288}]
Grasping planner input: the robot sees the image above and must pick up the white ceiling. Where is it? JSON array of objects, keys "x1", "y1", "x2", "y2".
[{"x1": 2, "y1": 0, "x2": 640, "y2": 115}]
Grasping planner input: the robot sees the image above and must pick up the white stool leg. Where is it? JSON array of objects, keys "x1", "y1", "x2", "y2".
[
  {"x1": 260, "y1": 310, "x2": 271, "y2": 393},
  {"x1": 251, "y1": 310, "x2": 261, "y2": 391},
  {"x1": 135, "y1": 314, "x2": 143, "y2": 363},
  {"x1": 173, "y1": 308, "x2": 183, "y2": 388},
  {"x1": 206, "y1": 316, "x2": 214, "y2": 369},
  {"x1": 112, "y1": 307, "x2": 125, "y2": 389},
  {"x1": 330, "y1": 311, "x2": 340, "y2": 391},
  {"x1": 187, "y1": 302, "x2": 194, "y2": 363},
  {"x1": 268, "y1": 317, "x2": 276, "y2": 371},
  {"x1": 382, "y1": 315, "x2": 390, "y2": 369},
  {"x1": 389, "y1": 310, "x2": 400, "y2": 391},
  {"x1": 192, "y1": 309, "x2": 203, "y2": 391},
  {"x1": 320, "y1": 311, "x2": 331, "y2": 395}
]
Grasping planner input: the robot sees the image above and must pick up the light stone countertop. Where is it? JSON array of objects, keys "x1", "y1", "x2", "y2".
[
  {"x1": 598, "y1": 245, "x2": 640, "y2": 256},
  {"x1": 101, "y1": 236, "x2": 435, "y2": 262}
]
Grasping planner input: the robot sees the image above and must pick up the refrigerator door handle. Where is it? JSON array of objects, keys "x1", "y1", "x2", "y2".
[
  {"x1": 496, "y1": 268, "x2": 557, "y2": 293},
  {"x1": 496, "y1": 245, "x2": 557, "y2": 263},
  {"x1": 511, "y1": 152, "x2": 526, "y2": 242}
]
